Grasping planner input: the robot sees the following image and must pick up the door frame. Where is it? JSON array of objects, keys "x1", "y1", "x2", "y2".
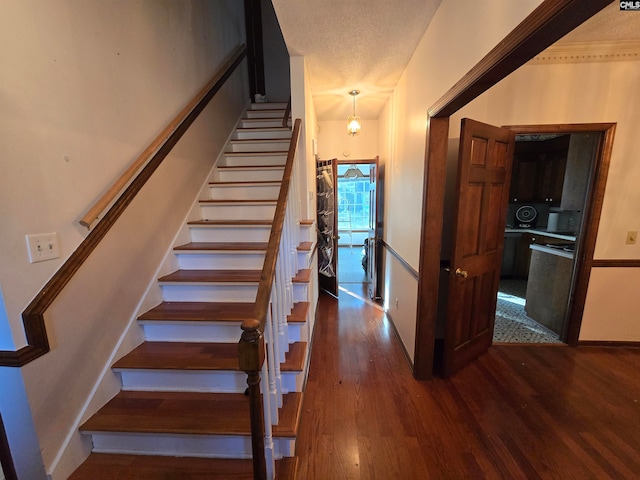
[
  {"x1": 501, "y1": 123, "x2": 616, "y2": 345},
  {"x1": 413, "y1": 0, "x2": 613, "y2": 379}
]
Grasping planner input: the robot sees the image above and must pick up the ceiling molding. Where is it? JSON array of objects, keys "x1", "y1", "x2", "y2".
[{"x1": 530, "y1": 40, "x2": 640, "y2": 64}]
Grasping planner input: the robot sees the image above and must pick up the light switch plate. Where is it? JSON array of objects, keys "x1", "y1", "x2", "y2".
[{"x1": 26, "y1": 233, "x2": 60, "y2": 263}]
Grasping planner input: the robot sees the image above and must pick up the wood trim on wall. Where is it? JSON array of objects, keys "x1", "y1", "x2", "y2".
[
  {"x1": 592, "y1": 259, "x2": 640, "y2": 268},
  {"x1": 416, "y1": 0, "x2": 613, "y2": 379},
  {"x1": 379, "y1": 239, "x2": 419, "y2": 281},
  {"x1": 577, "y1": 340, "x2": 640, "y2": 347},
  {"x1": 0, "y1": 45, "x2": 247, "y2": 368},
  {"x1": 0, "y1": 413, "x2": 17, "y2": 480}
]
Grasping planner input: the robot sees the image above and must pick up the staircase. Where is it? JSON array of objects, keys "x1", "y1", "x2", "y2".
[{"x1": 69, "y1": 103, "x2": 316, "y2": 480}]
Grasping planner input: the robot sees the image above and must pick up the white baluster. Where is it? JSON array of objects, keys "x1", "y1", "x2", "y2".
[{"x1": 260, "y1": 362, "x2": 275, "y2": 479}]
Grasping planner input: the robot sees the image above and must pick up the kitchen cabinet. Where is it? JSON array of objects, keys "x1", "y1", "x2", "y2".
[
  {"x1": 525, "y1": 246, "x2": 573, "y2": 336},
  {"x1": 510, "y1": 135, "x2": 570, "y2": 205},
  {"x1": 561, "y1": 133, "x2": 598, "y2": 211},
  {"x1": 513, "y1": 232, "x2": 574, "y2": 278}
]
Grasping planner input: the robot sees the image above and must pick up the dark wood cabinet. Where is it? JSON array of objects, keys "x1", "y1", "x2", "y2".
[{"x1": 510, "y1": 135, "x2": 570, "y2": 206}]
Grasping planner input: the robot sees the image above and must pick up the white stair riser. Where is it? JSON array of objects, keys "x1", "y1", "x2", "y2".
[
  {"x1": 297, "y1": 250, "x2": 312, "y2": 270},
  {"x1": 221, "y1": 155, "x2": 287, "y2": 167},
  {"x1": 233, "y1": 130, "x2": 291, "y2": 140},
  {"x1": 199, "y1": 203, "x2": 275, "y2": 221},
  {"x1": 189, "y1": 226, "x2": 272, "y2": 243},
  {"x1": 160, "y1": 284, "x2": 257, "y2": 302},
  {"x1": 245, "y1": 110, "x2": 286, "y2": 119},
  {"x1": 116, "y1": 369, "x2": 304, "y2": 394},
  {"x1": 140, "y1": 322, "x2": 243, "y2": 343},
  {"x1": 298, "y1": 224, "x2": 315, "y2": 244},
  {"x1": 239, "y1": 119, "x2": 289, "y2": 128},
  {"x1": 281, "y1": 371, "x2": 305, "y2": 394},
  {"x1": 293, "y1": 283, "x2": 309, "y2": 303},
  {"x1": 217, "y1": 168, "x2": 284, "y2": 182},
  {"x1": 208, "y1": 184, "x2": 280, "y2": 200},
  {"x1": 88, "y1": 432, "x2": 252, "y2": 458},
  {"x1": 88, "y1": 432, "x2": 295, "y2": 459},
  {"x1": 140, "y1": 321, "x2": 304, "y2": 344},
  {"x1": 229, "y1": 141, "x2": 290, "y2": 153},
  {"x1": 250, "y1": 103, "x2": 288, "y2": 110},
  {"x1": 176, "y1": 252, "x2": 265, "y2": 270}
]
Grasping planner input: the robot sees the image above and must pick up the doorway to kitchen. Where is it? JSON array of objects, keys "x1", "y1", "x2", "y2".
[
  {"x1": 495, "y1": 128, "x2": 603, "y2": 344},
  {"x1": 336, "y1": 161, "x2": 376, "y2": 300}
]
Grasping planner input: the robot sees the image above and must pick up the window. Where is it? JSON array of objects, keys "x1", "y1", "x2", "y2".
[{"x1": 337, "y1": 164, "x2": 371, "y2": 230}]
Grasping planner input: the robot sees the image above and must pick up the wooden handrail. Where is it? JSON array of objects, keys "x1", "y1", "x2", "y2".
[
  {"x1": 282, "y1": 96, "x2": 291, "y2": 129},
  {"x1": 238, "y1": 117, "x2": 301, "y2": 480},
  {"x1": 80, "y1": 44, "x2": 247, "y2": 229},
  {"x1": 0, "y1": 44, "x2": 247, "y2": 368}
]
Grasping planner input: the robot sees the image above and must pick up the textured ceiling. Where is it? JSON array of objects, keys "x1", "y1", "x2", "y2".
[
  {"x1": 271, "y1": 0, "x2": 442, "y2": 121},
  {"x1": 272, "y1": 1, "x2": 640, "y2": 122}
]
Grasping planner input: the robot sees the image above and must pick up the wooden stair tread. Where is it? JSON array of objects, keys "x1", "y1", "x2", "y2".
[
  {"x1": 276, "y1": 456, "x2": 298, "y2": 480},
  {"x1": 282, "y1": 342, "x2": 307, "y2": 372},
  {"x1": 80, "y1": 391, "x2": 302, "y2": 437},
  {"x1": 224, "y1": 150, "x2": 288, "y2": 156},
  {"x1": 113, "y1": 342, "x2": 240, "y2": 371},
  {"x1": 158, "y1": 269, "x2": 261, "y2": 283},
  {"x1": 297, "y1": 241, "x2": 313, "y2": 251},
  {"x1": 188, "y1": 219, "x2": 273, "y2": 226},
  {"x1": 138, "y1": 301, "x2": 254, "y2": 322},
  {"x1": 200, "y1": 199, "x2": 277, "y2": 204},
  {"x1": 68, "y1": 453, "x2": 256, "y2": 479},
  {"x1": 217, "y1": 164, "x2": 285, "y2": 169},
  {"x1": 209, "y1": 180, "x2": 281, "y2": 185},
  {"x1": 174, "y1": 242, "x2": 268, "y2": 251},
  {"x1": 292, "y1": 269, "x2": 312, "y2": 283},
  {"x1": 288, "y1": 302, "x2": 310, "y2": 323}
]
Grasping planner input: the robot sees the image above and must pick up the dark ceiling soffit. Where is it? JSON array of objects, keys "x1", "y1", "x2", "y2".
[{"x1": 428, "y1": 0, "x2": 614, "y2": 118}]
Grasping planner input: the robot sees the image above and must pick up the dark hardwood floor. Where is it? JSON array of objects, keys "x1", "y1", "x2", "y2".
[{"x1": 295, "y1": 290, "x2": 640, "y2": 479}]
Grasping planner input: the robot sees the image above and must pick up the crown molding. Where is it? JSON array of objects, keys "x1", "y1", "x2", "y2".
[{"x1": 530, "y1": 40, "x2": 640, "y2": 64}]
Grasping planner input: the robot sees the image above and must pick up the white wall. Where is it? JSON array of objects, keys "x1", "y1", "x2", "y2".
[
  {"x1": 262, "y1": 0, "x2": 290, "y2": 102},
  {"x1": 317, "y1": 120, "x2": 379, "y2": 161},
  {"x1": 0, "y1": 1, "x2": 248, "y2": 477},
  {"x1": 456, "y1": 58, "x2": 640, "y2": 341},
  {"x1": 383, "y1": 0, "x2": 543, "y2": 359},
  {"x1": 290, "y1": 56, "x2": 319, "y2": 220}
]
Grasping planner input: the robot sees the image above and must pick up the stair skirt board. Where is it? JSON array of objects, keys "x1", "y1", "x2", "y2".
[
  {"x1": 115, "y1": 369, "x2": 305, "y2": 394},
  {"x1": 86, "y1": 433, "x2": 295, "y2": 459}
]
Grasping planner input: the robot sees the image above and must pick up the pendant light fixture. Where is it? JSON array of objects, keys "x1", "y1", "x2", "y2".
[{"x1": 347, "y1": 90, "x2": 361, "y2": 136}]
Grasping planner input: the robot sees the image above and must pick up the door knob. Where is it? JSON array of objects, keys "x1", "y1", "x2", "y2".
[{"x1": 455, "y1": 268, "x2": 468, "y2": 279}]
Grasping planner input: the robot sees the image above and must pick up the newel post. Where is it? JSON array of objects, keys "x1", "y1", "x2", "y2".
[{"x1": 238, "y1": 319, "x2": 267, "y2": 480}]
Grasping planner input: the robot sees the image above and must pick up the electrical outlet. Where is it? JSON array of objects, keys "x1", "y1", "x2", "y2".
[
  {"x1": 626, "y1": 231, "x2": 638, "y2": 245},
  {"x1": 26, "y1": 233, "x2": 60, "y2": 263}
]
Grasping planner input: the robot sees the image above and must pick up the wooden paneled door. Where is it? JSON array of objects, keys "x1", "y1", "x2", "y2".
[{"x1": 442, "y1": 119, "x2": 515, "y2": 377}]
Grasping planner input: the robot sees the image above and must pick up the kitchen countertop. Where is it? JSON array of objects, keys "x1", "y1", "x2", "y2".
[
  {"x1": 505, "y1": 228, "x2": 577, "y2": 242},
  {"x1": 529, "y1": 243, "x2": 574, "y2": 259}
]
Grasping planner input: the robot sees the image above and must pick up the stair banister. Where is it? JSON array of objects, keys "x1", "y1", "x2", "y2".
[
  {"x1": 239, "y1": 118, "x2": 301, "y2": 480},
  {"x1": 0, "y1": 44, "x2": 247, "y2": 368}
]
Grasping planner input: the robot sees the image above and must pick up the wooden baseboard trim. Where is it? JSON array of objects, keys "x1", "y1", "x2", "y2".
[
  {"x1": 385, "y1": 311, "x2": 415, "y2": 371},
  {"x1": 0, "y1": 413, "x2": 18, "y2": 480},
  {"x1": 578, "y1": 341, "x2": 640, "y2": 348}
]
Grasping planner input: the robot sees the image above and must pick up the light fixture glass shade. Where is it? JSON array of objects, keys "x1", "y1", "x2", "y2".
[
  {"x1": 343, "y1": 164, "x2": 365, "y2": 178},
  {"x1": 347, "y1": 114, "x2": 361, "y2": 136}
]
